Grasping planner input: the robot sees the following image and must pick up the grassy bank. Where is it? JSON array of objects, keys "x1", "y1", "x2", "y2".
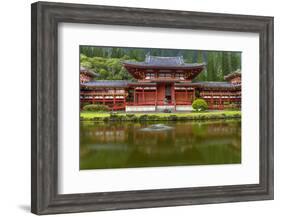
[{"x1": 80, "y1": 110, "x2": 241, "y2": 122}]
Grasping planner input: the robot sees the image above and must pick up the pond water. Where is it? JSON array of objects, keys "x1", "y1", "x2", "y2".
[{"x1": 80, "y1": 120, "x2": 241, "y2": 170}]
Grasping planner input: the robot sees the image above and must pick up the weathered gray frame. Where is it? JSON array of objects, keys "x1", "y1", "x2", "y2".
[{"x1": 31, "y1": 1, "x2": 274, "y2": 215}]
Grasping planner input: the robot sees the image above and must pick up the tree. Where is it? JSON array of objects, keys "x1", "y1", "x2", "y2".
[
  {"x1": 230, "y1": 52, "x2": 241, "y2": 72},
  {"x1": 79, "y1": 46, "x2": 242, "y2": 82},
  {"x1": 192, "y1": 50, "x2": 198, "y2": 62},
  {"x1": 192, "y1": 99, "x2": 208, "y2": 111},
  {"x1": 206, "y1": 52, "x2": 215, "y2": 81},
  {"x1": 194, "y1": 51, "x2": 207, "y2": 81},
  {"x1": 222, "y1": 52, "x2": 232, "y2": 76}
]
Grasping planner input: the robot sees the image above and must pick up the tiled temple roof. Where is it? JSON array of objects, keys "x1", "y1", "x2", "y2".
[
  {"x1": 80, "y1": 66, "x2": 99, "y2": 77},
  {"x1": 224, "y1": 70, "x2": 241, "y2": 81},
  {"x1": 81, "y1": 80, "x2": 158, "y2": 88},
  {"x1": 82, "y1": 80, "x2": 241, "y2": 90},
  {"x1": 128, "y1": 82, "x2": 157, "y2": 86},
  {"x1": 145, "y1": 55, "x2": 185, "y2": 65},
  {"x1": 188, "y1": 82, "x2": 241, "y2": 90},
  {"x1": 175, "y1": 81, "x2": 240, "y2": 90},
  {"x1": 81, "y1": 80, "x2": 130, "y2": 88},
  {"x1": 123, "y1": 55, "x2": 205, "y2": 68}
]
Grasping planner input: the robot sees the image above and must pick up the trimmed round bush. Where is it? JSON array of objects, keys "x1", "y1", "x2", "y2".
[
  {"x1": 192, "y1": 99, "x2": 208, "y2": 112},
  {"x1": 126, "y1": 113, "x2": 135, "y2": 118},
  {"x1": 82, "y1": 104, "x2": 108, "y2": 112},
  {"x1": 126, "y1": 114, "x2": 138, "y2": 122},
  {"x1": 139, "y1": 115, "x2": 148, "y2": 121},
  {"x1": 148, "y1": 115, "x2": 159, "y2": 121}
]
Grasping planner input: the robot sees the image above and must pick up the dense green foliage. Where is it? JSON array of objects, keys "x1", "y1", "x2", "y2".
[
  {"x1": 80, "y1": 111, "x2": 241, "y2": 122},
  {"x1": 82, "y1": 104, "x2": 108, "y2": 112},
  {"x1": 192, "y1": 99, "x2": 208, "y2": 111},
  {"x1": 80, "y1": 46, "x2": 241, "y2": 81},
  {"x1": 80, "y1": 53, "x2": 135, "y2": 80}
]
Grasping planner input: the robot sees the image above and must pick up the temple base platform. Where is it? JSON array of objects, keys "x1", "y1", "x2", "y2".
[{"x1": 125, "y1": 105, "x2": 193, "y2": 112}]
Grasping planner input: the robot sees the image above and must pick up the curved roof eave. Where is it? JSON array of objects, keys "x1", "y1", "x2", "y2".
[{"x1": 122, "y1": 62, "x2": 206, "y2": 69}]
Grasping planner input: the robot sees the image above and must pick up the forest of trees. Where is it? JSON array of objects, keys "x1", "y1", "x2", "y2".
[{"x1": 80, "y1": 46, "x2": 241, "y2": 81}]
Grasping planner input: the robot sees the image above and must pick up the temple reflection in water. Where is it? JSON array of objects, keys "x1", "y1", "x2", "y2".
[{"x1": 80, "y1": 120, "x2": 241, "y2": 170}]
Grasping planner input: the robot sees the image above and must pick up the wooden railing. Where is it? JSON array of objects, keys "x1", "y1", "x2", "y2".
[
  {"x1": 80, "y1": 91, "x2": 126, "y2": 95},
  {"x1": 126, "y1": 100, "x2": 192, "y2": 106}
]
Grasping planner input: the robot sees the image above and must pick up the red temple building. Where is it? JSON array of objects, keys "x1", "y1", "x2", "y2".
[
  {"x1": 80, "y1": 55, "x2": 241, "y2": 112},
  {"x1": 80, "y1": 66, "x2": 99, "y2": 83}
]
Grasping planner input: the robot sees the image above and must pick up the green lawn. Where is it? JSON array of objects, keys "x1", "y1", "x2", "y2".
[{"x1": 80, "y1": 110, "x2": 241, "y2": 121}]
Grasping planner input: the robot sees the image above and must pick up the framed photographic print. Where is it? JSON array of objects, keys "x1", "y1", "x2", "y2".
[{"x1": 31, "y1": 1, "x2": 274, "y2": 215}]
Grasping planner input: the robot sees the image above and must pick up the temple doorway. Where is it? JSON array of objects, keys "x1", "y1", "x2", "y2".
[{"x1": 165, "y1": 84, "x2": 172, "y2": 103}]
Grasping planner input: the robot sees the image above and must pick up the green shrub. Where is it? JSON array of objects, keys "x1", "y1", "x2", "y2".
[
  {"x1": 103, "y1": 117, "x2": 110, "y2": 122},
  {"x1": 82, "y1": 104, "x2": 108, "y2": 112},
  {"x1": 128, "y1": 115, "x2": 138, "y2": 122},
  {"x1": 233, "y1": 113, "x2": 241, "y2": 118},
  {"x1": 168, "y1": 115, "x2": 178, "y2": 121},
  {"x1": 148, "y1": 115, "x2": 159, "y2": 121},
  {"x1": 192, "y1": 99, "x2": 208, "y2": 112},
  {"x1": 139, "y1": 115, "x2": 148, "y2": 121},
  {"x1": 80, "y1": 102, "x2": 91, "y2": 108},
  {"x1": 125, "y1": 113, "x2": 137, "y2": 121},
  {"x1": 160, "y1": 116, "x2": 168, "y2": 121},
  {"x1": 225, "y1": 103, "x2": 240, "y2": 111},
  {"x1": 125, "y1": 113, "x2": 135, "y2": 118},
  {"x1": 109, "y1": 112, "x2": 121, "y2": 121},
  {"x1": 92, "y1": 117, "x2": 102, "y2": 122},
  {"x1": 110, "y1": 112, "x2": 119, "y2": 118}
]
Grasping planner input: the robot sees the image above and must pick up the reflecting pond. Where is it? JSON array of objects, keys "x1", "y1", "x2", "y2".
[{"x1": 80, "y1": 120, "x2": 241, "y2": 170}]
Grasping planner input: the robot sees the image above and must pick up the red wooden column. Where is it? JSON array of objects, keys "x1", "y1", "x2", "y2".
[
  {"x1": 142, "y1": 87, "x2": 145, "y2": 104},
  {"x1": 211, "y1": 92, "x2": 214, "y2": 110},
  {"x1": 155, "y1": 70, "x2": 159, "y2": 79},
  {"x1": 191, "y1": 88, "x2": 195, "y2": 104},
  {"x1": 102, "y1": 91, "x2": 105, "y2": 105},
  {"x1": 228, "y1": 92, "x2": 231, "y2": 109},
  {"x1": 113, "y1": 88, "x2": 116, "y2": 110},
  {"x1": 124, "y1": 95, "x2": 126, "y2": 108},
  {"x1": 155, "y1": 86, "x2": 158, "y2": 106},
  {"x1": 171, "y1": 83, "x2": 176, "y2": 111},
  {"x1": 133, "y1": 87, "x2": 136, "y2": 105},
  {"x1": 123, "y1": 89, "x2": 126, "y2": 108},
  {"x1": 155, "y1": 70, "x2": 159, "y2": 106},
  {"x1": 185, "y1": 88, "x2": 188, "y2": 105},
  {"x1": 173, "y1": 87, "x2": 176, "y2": 106},
  {"x1": 219, "y1": 92, "x2": 222, "y2": 110}
]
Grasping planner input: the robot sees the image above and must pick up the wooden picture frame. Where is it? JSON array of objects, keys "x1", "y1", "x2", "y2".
[{"x1": 31, "y1": 1, "x2": 274, "y2": 215}]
